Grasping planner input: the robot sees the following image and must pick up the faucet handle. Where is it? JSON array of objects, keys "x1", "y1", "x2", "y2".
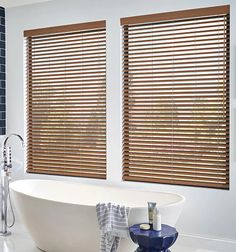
[
  {"x1": 3, "y1": 146, "x2": 6, "y2": 160},
  {"x1": 3, "y1": 146, "x2": 7, "y2": 167},
  {"x1": 6, "y1": 147, "x2": 12, "y2": 168}
]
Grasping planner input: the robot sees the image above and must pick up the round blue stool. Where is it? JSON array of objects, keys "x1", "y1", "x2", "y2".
[{"x1": 129, "y1": 224, "x2": 178, "y2": 252}]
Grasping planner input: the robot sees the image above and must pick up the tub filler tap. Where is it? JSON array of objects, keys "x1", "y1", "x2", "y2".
[{"x1": 0, "y1": 134, "x2": 24, "y2": 236}]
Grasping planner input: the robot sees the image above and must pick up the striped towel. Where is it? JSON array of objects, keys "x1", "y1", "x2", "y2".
[{"x1": 96, "y1": 203, "x2": 130, "y2": 252}]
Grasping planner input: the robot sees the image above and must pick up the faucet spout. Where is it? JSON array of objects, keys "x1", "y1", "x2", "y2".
[
  {"x1": 2, "y1": 133, "x2": 24, "y2": 172},
  {"x1": 3, "y1": 133, "x2": 24, "y2": 149}
]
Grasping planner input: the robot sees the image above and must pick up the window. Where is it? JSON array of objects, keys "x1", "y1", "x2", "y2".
[
  {"x1": 25, "y1": 21, "x2": 107, "y2": 179},
  {"x1": 121, "y1": 5, "x2": 230, "y2": 189}
]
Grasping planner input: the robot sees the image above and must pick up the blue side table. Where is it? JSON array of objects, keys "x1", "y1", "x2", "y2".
[{"x1": 129, "y1": 224, "x2": 178, "y2": 252}]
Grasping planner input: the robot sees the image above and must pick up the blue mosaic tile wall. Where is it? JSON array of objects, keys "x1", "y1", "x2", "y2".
[{"x1": 0, "y1": 7, "x2": 5, "y2": 135}]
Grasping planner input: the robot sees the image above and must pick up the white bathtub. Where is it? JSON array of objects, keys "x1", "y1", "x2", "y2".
[{"x1": 10, "y1": 179, "x2": 185, "y2": 252}]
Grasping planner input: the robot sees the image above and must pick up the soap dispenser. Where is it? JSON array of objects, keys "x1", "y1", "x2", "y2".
[{"x1": 153, "y1": 208, "x2": 162, "y2": 232}]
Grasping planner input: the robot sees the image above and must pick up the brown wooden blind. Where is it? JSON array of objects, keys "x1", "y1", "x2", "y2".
[
  {"x1": 25, "y1": 21, "x2": 107, "y2": 179},
  {"x1": 121, "y1": 6, "x2": 230, "y2": 189}
]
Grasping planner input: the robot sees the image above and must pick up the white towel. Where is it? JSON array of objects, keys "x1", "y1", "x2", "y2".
[{"x1": 96, "y1": 203, "x2": 130, "y2": 252}]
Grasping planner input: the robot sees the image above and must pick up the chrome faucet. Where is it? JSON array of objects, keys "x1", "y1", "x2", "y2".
[
  {"x1": 2, "y1": 134, "x2": 24, "y2": 172},
  {"x1": 0, "y1": 134, "x2": 24, "y2": 236}
]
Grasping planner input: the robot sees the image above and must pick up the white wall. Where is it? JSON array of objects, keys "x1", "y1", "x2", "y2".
[{"x1": 5, "y1": 0, "x2": 236, "y2": 241}]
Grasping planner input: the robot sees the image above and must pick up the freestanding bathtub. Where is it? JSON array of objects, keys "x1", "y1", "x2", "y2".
[{"x1": 10, "y1": 179, "x2": 185, "y2": 252}]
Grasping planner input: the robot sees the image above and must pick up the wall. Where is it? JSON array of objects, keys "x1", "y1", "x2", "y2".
[
  {"x1": 0, "y1": 6, "x2": 5, "y2": 135},
  {"x1": 5, "y1": 0, "x2": 236, "y2": 242}
]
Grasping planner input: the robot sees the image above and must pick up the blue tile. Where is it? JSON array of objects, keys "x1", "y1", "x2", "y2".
[
  {"x1": 1, "y1": 48, "x2": 5, "y2": 57},
  {"x1": 0, "y1": 88, "x2": 5, "y2": 95},
  {"x1": 0, "y1": 127, "x2": 5, "y2": 135},
  {"x1": 0, "y1": 119, "x2": 5, "y2": 127},
  {"x1": 0, "y1": 80, "x2": 5, "y2": 88},
  {"x1": 0, "y1": 96, "x2": 5, "y2": 104},
  {"x1": 0, "y1": 41, "x2": 5, "y2": 49},
  {"x1": 1, "y1": 64, "x2": 5, "y2": 72},
  {"x1": 0, "y1": 56, "x2": 5, "y2": 65},
  {"x1": 0, "y1": 104, "x2": 5, "y2": 111},
  {"x1": 0, "y1": 8, "x2": 5, "y2": 18},
  {"x1": 1, "y1": 33, "x2": 5, "y2": 41},
  {"x1": 0, "y1": 73, "x2": 5, "y2": 80},
  {"x1": 0, "y1": 17, "x2": 5, "y2": 26},
  {"x1": 0, "y1": 25, "x2": 5, "y2": 33},
  {"x1": 0, "y1": 111, "x2": 5, "y2": 119}
]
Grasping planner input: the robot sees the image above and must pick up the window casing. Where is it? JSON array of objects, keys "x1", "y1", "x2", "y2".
[
  {"x1": 25, "y1": 21, "x2": 107, "y2": 179},
  {"x1": 121, "y1": 5, "x2": 230, "y2": 189}
]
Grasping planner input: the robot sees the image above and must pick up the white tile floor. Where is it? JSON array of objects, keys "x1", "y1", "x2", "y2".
[
  {"x1": 0, "y1": 221, "x2": 235, "y2": 252},
  {"x1": 0, "y1": 222, "x2": 40, "y2": 252}
]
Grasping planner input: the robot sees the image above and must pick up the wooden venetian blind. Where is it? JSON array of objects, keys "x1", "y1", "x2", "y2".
[
  {"x1": 25, "y1": 21, "x2": 107, "y2": 179},
  {"x1": 121, "y1": 5, "x2": 230, "y2": 189}
]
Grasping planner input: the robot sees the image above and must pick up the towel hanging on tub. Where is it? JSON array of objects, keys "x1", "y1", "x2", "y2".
[{"x1": 96, "y1": 203, "x2": 130, "y2": 252}]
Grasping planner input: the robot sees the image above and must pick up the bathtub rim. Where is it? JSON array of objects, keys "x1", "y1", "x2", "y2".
[{"x1": 10, "y1": 178, "x2": 185, "y2": 209}]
